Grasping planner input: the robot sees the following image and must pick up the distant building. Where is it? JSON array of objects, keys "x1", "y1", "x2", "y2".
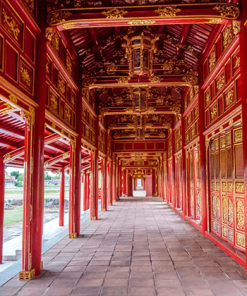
[{"x1": 5, "y1": 173, "x2": 16, "y2": 188}]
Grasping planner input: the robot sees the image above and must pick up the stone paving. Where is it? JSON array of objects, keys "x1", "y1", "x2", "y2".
[{"x1": 1, "y1": 196, "x2": 247, "y2": 296}]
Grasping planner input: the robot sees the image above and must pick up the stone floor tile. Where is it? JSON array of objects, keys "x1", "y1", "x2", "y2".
[
  {"x1": 128, "y1": 287, "x2": 156, "y2": 296},
  {"x1": 101, "y1": 287, "x2": 128, "y2": 296},
  {"x1": 42, "y1": 287, "x2": 74, "y2": 296},
  {"x1": 103, "y1": 278, "x2": 129, "y2": 287}
]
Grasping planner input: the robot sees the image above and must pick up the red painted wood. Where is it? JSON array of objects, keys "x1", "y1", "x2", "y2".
[
  {"x1": 123, "y1": 170, "x2": 127, "y2": 195},
  {"x1": 31, "y1": 3, "x2": 46, "y2": 275},
  {"x1": 239, "y1": 2, "x2": 247, "y2": 272},
  {"x1": 69, "y1": 141, "x2": 75, "y2": 234},
  {"x1": 146, "y1": 176, "x2": 152, "y2": 197},
  {"x1": 0, "y1": 155, "x2": 4, "y2": 264},
  {"x1": 152, "y1": 169, "x2": 156, "y2": 196},
  {"x1": 59, "y1": 168, "x2": 65, "y2": 227}
]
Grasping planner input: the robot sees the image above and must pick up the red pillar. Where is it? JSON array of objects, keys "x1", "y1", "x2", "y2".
[
  {"x1": 68, "y1": 142, "x2": 77, "y2": 238},
  {"x1": 0, "y1": 154, "x2": 4, "y2": 264},
  {"x1": 21, "y1": 111, "x2": 34, "y2": 278},
  {"x1": 74, "y1": 88, "x2": 82, "y2": 237},
  {"x1": 112, "y1": 160, "x2": 116, "y2": 203},
  {"x1": 59, "y1": 168, "x2": 65, "y2": 227},
  {"x1": 118, "y1": 160, "x2": 122, "y2": 198},
  {"x1": 181, "y1": 116, "x2": 187, "y2": 219},
  {"x1": 91, "y1": 123, "x2": 99, "y2": 220},
  {"x1": 198, "y1": 57, "x2": 207, "y2": 236},
  {"x1": 239, "y1": 6, "x2": 247, "y2": 271},
  {"x1": 171, "y1": 130, "x2": 176, "y2": 210},
  {"x1": 30, "y1": 0, "x2": 46, "y2": 278},
  {"x1": 109, "y1": 162, "x2": 113, "y2": 205},
  {"x1": 86, "y1": 172, "x2": 90, "y2": 210},
  {"x1": 123, "y1": 169, "x2": 127, "y2": 195},
  {"x1": 152, "y1": 169, "x2": 156, "y2": 196},
  {"x1": 83, "y1": 174, "x2": 86, "y2": 211},
  {"x1": 102, "y1": 158, "x2": 107, "y2": 211}
]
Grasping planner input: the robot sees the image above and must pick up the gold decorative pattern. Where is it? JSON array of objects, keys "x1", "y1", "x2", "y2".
[
  {"x1": 2, "y1": 9, "x2": 20, "y2": 40},
  {"x1": 210, "y1": 105, "x2": 218, "y2": 121},
  {"x1": 228, "y1": 229, "x2": 233, "y2": 242},
  {"x1": 234, "y1": 56, "x2": 240, "y2": 68},
  {"x1": 65, "y1": 107, "x2": 72, "y2": 122},
  {"x1": 58, "y1": 79, "x2": 66, "y2": 94},
  {"x1": 225, "y1": 90, "x2": 234, "y2": 107},
  {"x1": 213, "y1": 4, "x2": 239, "y2": 19},
  {"x1": 235, "y1": 182, "x2": 244, "y2": 194},
  {"x1": 233, "y1": 21, "x2": 241, "y2": 35},
  {"x1": 182, "y1": 75, "x2": 198, "y2": 85},
  {"x1": 222, "y1": 182, "x2": 227, "y2": 192},
  {"x1": 223, "y1": 25, "x2": 234, "y2": 51},
  {"x1": 47, "y1": 10, "x2": 72, "y2": 25},
  {"x1": 20, "y1": 67, "x2": 31, "y2": 87},
  {"x1": 220, "y1": 136, "x2": 225, "y2": 148},
  {"x1": 128, "y1": 20, "x2": 155, "y2": 26},
  {"x1": 234, "y1": 129, "x2": 242, "y2": 142},
  {"x1": 9, "y1": 94, "x2": 18, "y2": 104},
  {"x1": 226, "y1": 132, "x2": 231, "y2": 146},
  {"x1": 102, "y1": 8, "x2": 128, "y2": 19},
  {"x1": 209, "y1": 19, "x2": 222, "y2": 24},
  {"x1": 155, "y1": 6, "x2": 181, "y2": 17},
  {"x1": 209, "y1": 48, "x2": 216, "y2": 73},
  {"x1": 236, "y1": 233, "x2": 245, "y2": 248},
  {"x1": 222, "y1": 196, "x2": 228, "y2": 223},
  {"x1": 50, "y1": 95, "x2": 58, "y2": 111},
  {"x1": 216, "y1": 75, "x2": 225, "y2": 92},
  {"x1": 117, "y1": 77, "x2": 129, "y2": 84},
  {"x1": 228, "y1": 198, "x2": 233, "y2": 226},
  {"x1": 227, "y1": 182, "x2": 232, "y2": 192},
  {"x1": 236, "y1": 199, "x2": 245, "y2": 230},
  {"x1": 66, "y1": 54, "x2": 72, "y2": 76}
]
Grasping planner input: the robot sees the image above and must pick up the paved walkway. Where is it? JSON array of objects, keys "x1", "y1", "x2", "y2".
[{"x1": 1, "y1": 197, "x2": 247, "y2": 296}]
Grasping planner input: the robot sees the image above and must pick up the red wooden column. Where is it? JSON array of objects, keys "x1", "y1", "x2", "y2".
[
  {"x1": 239, "y1": 6, "x2": 247, "y2": 271},
  {"x1": 20, "y1": 111, "x2": 35, "y2": 279},
  {"x1": 102, "y1": 157, "x2": 107, "y2": 211},
  {"x1": 91, "y1": 115, "x2": 99, "y2": 220},
  {"x1": 68, "y1": 141, "x2": 77, "y2": 238},
  {"x1": 59, "y1": 168, "x2": 65, "y2": 227},
  {"x1": 29, "y1": 0, "x2": 46, "y2": 278},
  {"x1": 112, "y1": 160, "x2": 116, "y2": 203},
  {"x1": 181, "y1": 115, "x2": 187, "y2": 219},
  {"x1": 74, "y1": 88, "x2": 82, "y2": 237},
  {"x1": 0, "y1": 154, "x2": 4, "y2": 264},
  {"x1": 123, "y1": 169, "x2": 127, "y2": 195},
  {"x1": 86, "y1": 172, "x2": 90, "y2": 210},
  {"x1": 198, "y1": 58, "x2": 207, "y2": 236},
  {"x1": 82, "y1": 174, "x2": 86, "y2": 211},
  {"x1": 152, "y1": 169, "x2": 156, "y2": 196},
  {"x1": 118, "y1": 160, "x2": 122, "y2": 199},
  {"x1": 171, "y1": 130, "x2": 176, "y2": 210}
]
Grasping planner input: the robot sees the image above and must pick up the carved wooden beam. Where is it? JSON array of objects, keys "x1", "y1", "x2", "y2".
[{"x1": 47, "y1": 4, "x2": 239, "y2": 29}]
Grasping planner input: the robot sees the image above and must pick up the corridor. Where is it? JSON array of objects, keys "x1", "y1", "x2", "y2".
[{"x1": 1, "y1": 197, "x2": 247, "y2": 296}]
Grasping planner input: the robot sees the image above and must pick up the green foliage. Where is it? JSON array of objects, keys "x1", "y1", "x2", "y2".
[
  {"x1": 15, "y1": 181, "x2": 23, "y2": 187},
  {"x1": 44, "y1": 198, "x2": 50, "y2": 202},
  {"x1": 4, "y1": 206, "x2": 23, "y2": 226},
  {"x1": 45, "y1": 171, "x2": 52, "y2": 180},
  {"x1": 54, "y1": 174, "x2": 60, "y2": 179},
  {"x1": 10, "y1": 171, "x2": 20, "y2": 179},
  {"x1": 17, "y1": 174, "x2": 24, "y2": 181}
]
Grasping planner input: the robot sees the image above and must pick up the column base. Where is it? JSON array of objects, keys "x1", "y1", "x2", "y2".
[
  {"x1": 101, "y1": 208, "x2": 106, "y2": 212},
  {"x1": 90, "y1": 216, "x2": 96, "y2": 220},
  {"x1": 113, "y1": 200, "x2": 116, "y2": 202},
  {"x1": 19, "y1": 269, "x2": 35, "y2": 281},
  {"x1": 69, "y1": 233, "x2": 77, "y2": 239},
  {"x1": 108, "y1": 203, "x2": 112, "y2": 206}
]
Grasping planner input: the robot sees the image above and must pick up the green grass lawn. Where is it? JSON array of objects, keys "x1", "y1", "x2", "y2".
[
  {"x1": 4, "y1": 206, "x2": 23, "y2": 226},
  {"x1": 5, "y1": 189, "x2": 69, "y2": 194}
]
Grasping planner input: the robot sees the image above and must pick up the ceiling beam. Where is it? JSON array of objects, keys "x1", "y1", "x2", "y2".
[
  {"x1": 89, "y1": 28, "x2": 99, "y2": 47},
  {"x1": 0, "y1": 124, "x2": 25, "y2": 140}
]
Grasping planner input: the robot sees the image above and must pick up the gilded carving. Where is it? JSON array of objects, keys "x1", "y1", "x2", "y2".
[
  {"x1": 216, "y1": 197, "x2": 220, "y2": 220},
  {"x1": 117, "y1": 77, "x2": 129, "y2": 84},
  {"x1": 236, "y1": 199, "x2": 245, "y2": 230},
  {"x1": 235, "y1": 182, "x2": 244, "y2": 194},
  {"x1": 227, "y1": 182, "x2": 232, "y2": 192},
  {"x1": 228, "y1": 229, "x2": 233, "y2": 242},
  {"x1": 222, "y1": 182, "x2": 227, "y2": 192},
  {"x1": 128, "y1": 20, "x2": 155, "y2": 26},
  {"x1": 155, "y1": 6, "x2": 181, "y2": 17},
  {"x1": 194, "y1": 86, "x2": 199, "y2": 95},
  {"x1": 225, "y1": 90, "x2": 234, "y2": 107},
  {"x1": 210, "y1": 105, "x2": 218, "y2": 121},
  {"x1": 20, "y1": 67, "x2": 31, "y2": 87},
  {"x1": 2, "y1": 9, "x2": 20, "y2": 40},
  {"x1": 50, "y1": 95, "x2": 58, "y2": 111},
  {"x1": 47, "y1": 10, "x2": 72, "y2": 25},
  {"x1": 220, "y1": 136, "x2": 225, "y2": 148},
  {"x1": 182, "y1": 75, "x2": 198, "y2": 85},
  {"x1": 223, "y1": 25, "x2": 234, "y2": 51},
  {"x1": 66, "y1": 54, "x2": 72, "y2": 76},
  {"x1": 102, "y1": 8, "x2": 127, "y2": 19},
  {"x1": 209, "y1": 48, "x2": 216, "y2": 73},
  {"x1": 236, "y1": 233, "x2": 245, "y2": 248},
  {"x1": 65, "y1": 107, "x2": 72, "y2": 122},
  {"x1": 228, "y1": 198, "x2": 233, "y2": 226},
  {"x1": 58, "y1": 79, "x2": 66, "y2": 94},
  {"x1": 226, "y1": 132, "x2": 231, "y2": 146},
  {"x1": 9, "y1": 94, "x2": 18, "y2": 104},
  {"x1": 234, "y1": 129, "x2": 242, "y2": 142},
  {"x1": 222, "y1": 196, "x2": 228, "y2": 223},
  {"x1": 216, "y1": 75, "x2": 225, "y2": 92},
  {"x1": 233, "y1": 21, "x2": 241, "y2": 35},
  {"x1": 213, "y1": 4, "x2": 239, "y2": 19},
  {"x1": 234, "y1": 56, "x2": 240, "y2": 68}
]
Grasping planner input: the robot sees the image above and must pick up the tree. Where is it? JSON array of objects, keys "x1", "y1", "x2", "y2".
[
  {"x1": 11, "y1": 171, "x2": 20, "y2": 179},
  {"x1": 45, "y1": 171, "x2": 51, "y2": 180},
  {"x1": 17, "y1": 174, "x2": 24, "y2": 181}
]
